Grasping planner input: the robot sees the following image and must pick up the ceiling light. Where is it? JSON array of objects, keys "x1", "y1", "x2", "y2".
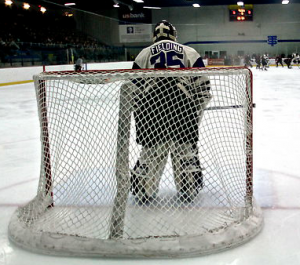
[
  {"x1": 133, "y1": 0, "x2": 144, "y2": 3},
  {"x1": 282, "y1": 0, "x2": 289, "y2": 4},
  {"x1": 40, "y1": 6, "x2": 46, "y2": 13},
  {"x1": 193, "y1": 3, "x2": 200, "y2": 7},
  {"x1": 64, "y1": 11, "x2": 74, "y2": 16},
  {"x1": 64, "y1": 3, "x2": 76, "y2": 6},
  {"x1": 143, "y1": 6, "x2": 161, "y2": 9},
  {"x1": 237, "y1": 1, "x2": 244, "y2": 6},
  {"x1": 113, "y1": 3, "x2": 120, "y2": 7},
  {"x1": 23, "y1": 3, "x2": 30, "y2": 9},
  {"x1": 5, "y1": 0, "x2": 13, "y2": 6}
]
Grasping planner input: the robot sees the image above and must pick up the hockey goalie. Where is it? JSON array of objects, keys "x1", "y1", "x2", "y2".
[{"x1": 127, "y1": 20, "x2": 212, "y2": 204}]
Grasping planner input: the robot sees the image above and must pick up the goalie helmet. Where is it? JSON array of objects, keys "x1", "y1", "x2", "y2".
[{"x1": 153, "y1": 20, "x2": 177, "y2": 43}]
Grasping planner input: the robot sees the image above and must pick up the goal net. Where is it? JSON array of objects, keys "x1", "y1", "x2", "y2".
[{"x1": 8, "y1": 67, "x2": 263, "y2": 258}]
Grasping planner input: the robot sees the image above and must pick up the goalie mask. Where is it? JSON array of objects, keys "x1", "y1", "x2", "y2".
[{"x1": 153, "y1": 20, "x2": 177, "y2": 43}]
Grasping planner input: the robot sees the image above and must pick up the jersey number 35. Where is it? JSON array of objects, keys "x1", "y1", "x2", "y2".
[{"x1": 150, "y1": 51, "x2": 185, "y2": 68}]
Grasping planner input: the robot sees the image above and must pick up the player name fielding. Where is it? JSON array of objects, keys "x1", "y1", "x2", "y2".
[
  {"x1": 8, "y1": 67, "x2": 263, "y2": 258},
  {"x1": 150, "y1": 42, "x2": 183, "y2": 55}
]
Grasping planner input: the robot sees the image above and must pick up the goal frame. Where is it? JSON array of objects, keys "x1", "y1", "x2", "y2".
[
  {"x1": 8, "y1": 66, "x2": 262, "y2": 258},
  {"x1": 38, "y1": 67, "x2": 255, "y2": 238}
]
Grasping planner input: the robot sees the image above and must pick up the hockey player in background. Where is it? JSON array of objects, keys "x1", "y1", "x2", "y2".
[
  {"x1": 255, "y1": 54, "x2": 261, "y2": 69},
  {"x1": 130, "y1": 20, "x2": 212, "y2": 204},
  {"x1": 284, "y1": 54, "x2": 293, "y2": 69},
  {"x1": 244, "y1": 54, "x2": 252, "y2": 68},
  {"x1": 292, "y1": 53, "x2": 300, "y2": 67},
  {"x1": 275, "y1": 55, "x2": 284, "y2": 67},
  {"x1": 261, "y1": 54, "x2": 268, "y2": 71},
  {"x1": 75, "y1": 57, "x2": 84, "y2": 71}
]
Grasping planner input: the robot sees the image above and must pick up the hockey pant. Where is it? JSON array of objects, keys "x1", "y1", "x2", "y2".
[{"x1": 130, "y1": 142, "x2": 203, "y2": 202}]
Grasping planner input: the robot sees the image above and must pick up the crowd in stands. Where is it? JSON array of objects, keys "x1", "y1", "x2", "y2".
[{"x1": 0, "y1": 2, "x2": 124, "y2": 66}]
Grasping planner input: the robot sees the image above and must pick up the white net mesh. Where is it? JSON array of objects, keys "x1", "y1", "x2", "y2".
[{"x1": 8, "y1": 67, "x2": 263, "y2": 258}]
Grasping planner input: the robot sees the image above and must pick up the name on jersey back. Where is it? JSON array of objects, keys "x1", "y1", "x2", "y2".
[{"x1": 150, "y1": 42, "x2": 183, "y2": 55}]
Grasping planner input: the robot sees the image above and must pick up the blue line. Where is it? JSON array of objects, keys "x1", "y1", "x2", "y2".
[
  {"x1": 278, "y1": 39, "x2": 300, "y2": 43},
  {"x1": 184, "y1": 39, "x2": 300, "y2": 45}
]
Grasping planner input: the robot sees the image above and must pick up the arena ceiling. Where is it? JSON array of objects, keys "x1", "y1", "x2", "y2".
[
  {"x1": 32, "y1": 0, "x2": 300, "y2": 12},
  {"x1": 105, "y1": 0, "x2": 300, "y2": 7}
]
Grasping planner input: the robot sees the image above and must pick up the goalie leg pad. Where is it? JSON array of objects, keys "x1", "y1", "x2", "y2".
[
  {"x1": 131, "y1": 144, "x2": 169, "y2": 204},
  {"x1": 171, "y1": 143, "x2": 203, "y2": 202}
]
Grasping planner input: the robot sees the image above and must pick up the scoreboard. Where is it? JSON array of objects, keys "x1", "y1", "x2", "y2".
[{"x1": 229, "y1": 4, "x2": 253, "y2": 21}]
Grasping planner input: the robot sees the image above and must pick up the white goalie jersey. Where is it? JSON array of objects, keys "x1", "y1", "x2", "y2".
[
  {"x1": 132, "y1": 39, "x2": 205, "y2": 69},
  {"x1": 131, "y1": 39, "x2": 211, "y2": 147},
  {"x1": 129, "y1": 39, "x2": 212, "y2": 203}
]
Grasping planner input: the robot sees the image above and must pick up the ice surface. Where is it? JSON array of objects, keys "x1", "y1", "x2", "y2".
[{"x1": 1, "y1": 66, "x2": 300, "y2": 264}]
